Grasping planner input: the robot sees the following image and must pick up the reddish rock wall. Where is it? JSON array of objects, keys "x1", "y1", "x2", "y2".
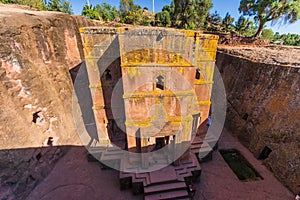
[
  {"x1": 216, "y1": 48, "x2": 300, "y2": 193},
  {"x1": 0, "y1": 5, "x2": 102, "y2": 199}
]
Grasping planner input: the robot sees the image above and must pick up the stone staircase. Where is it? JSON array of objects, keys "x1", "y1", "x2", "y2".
[
  {"x1": 144, "y1": 181, "x2": 189, "y2": 200},
  {"x1": 87, "y1": 134, "x2": 217, "y2": 198},
  {"x1": 119, "y1": 153, "x2": 200, "y2": 199},
  {"x1": 190, "y1": 134, "x2": 219, "y2": 162},
  {"x1": 120, "y1": 165, "x2": 190, "y2": 199},
  {"x1": 174, "y1": 152, "x2": 201, "y2": 182},
  {"x1": 201, "y1": 134, "x2": 219, "y2": 150}
]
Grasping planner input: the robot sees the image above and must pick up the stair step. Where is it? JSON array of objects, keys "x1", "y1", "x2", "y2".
[
  {"x1": 191, "y1": 137, "x2": 203, "y2": 144},
  {"x1": 177, "y1": 170, "x2": 192, "y2": 176},
  {"x1": 181, "y1": 160, "x2": 193, "y2": 165},
  {"x1": 149, "y1": 166, "x2": 177, "y2": 184},
  {"x1": 132, "y1": 175, "x2": 147, "y2": 186},
  {"x1": 104, "y1": 150, "x2": 124, "y2": 155},
  {"x1": 88, "y1": 146, "x2": 107, "y2": 153},
  {"x1": 191, "y1": 145, "x2": 202, "y2": 150},
  {"x1": 144, "y1": 182, "x2": 186, "y2": 194},
  {"x1": 174, "y1": 167, "x2": 184, "y2": 171},
  {"x1": 144, "y1": 189, "x2": 189, "y2": 200},
  {"x1": 101, "y1": 152, "x2": 124, "y2": 161},
  {"x1": 120, "y1": 171, "x2": 132, "y2": 178},
  {"x1": 201, "y1": 134, "x2": 217, "y2": 140},
  {"x1": 107, "y1": 147, "x2": 124, "y2": 152},
  {"x1": 135, "y1": 173, "x2": 151, "y2": 186},
  {"x1": 199, "y1": 142, "x2": 212, "y2": 152},
  {"x1": 191, "y1": 149, "x2": 200, "y2": 154},
  {"x1": 177, "y1": 172, "x2": 193, "y2": 182},
  {"x1": 192, "y1": 146, "x2": 212, "y2": 155}
]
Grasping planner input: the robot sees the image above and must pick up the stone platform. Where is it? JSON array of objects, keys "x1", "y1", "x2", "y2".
[{"x1": 85, "y1": 133, "x2": 218, "y2": 199}]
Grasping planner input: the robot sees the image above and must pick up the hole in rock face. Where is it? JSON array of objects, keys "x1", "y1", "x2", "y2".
[
  {"x1": 36, "y1": 153, "x2": 42, "y2": 161},
  {"x1": 258, "y1": 146, "x2": 272, "y2": 160},
  {"x1": 195, "y1": 68, "x2": 201, "y2": 79},
  {"x1": 29, "y1": 175, "x2": 35, "y2": 181},
  {"x1": 156, "y1": 32, "x2": 164, "y2": 41},
  {"x1": 105, "y1": 69, "x2": 112, "y2": 81},
  {"x1": 242, "y1": 113, "x2": 249, "y2": 121},
  {"x1": 156, "y1": 75, "x2": 165, "y2": 90},
  {"x1": 32, "y1": 111, "x2": 41, "y2": 123},
  {"x1": 47, "y1": 137, "x2": 54, "y2": 146},
  {"x1": 69, "y1": 62, "x2": 82, "y2": 84}
]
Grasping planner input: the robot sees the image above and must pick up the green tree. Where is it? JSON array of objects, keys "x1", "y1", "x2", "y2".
[
  {"x1": 0, "y1": 0, "x2": 13, "y2": 3},
  {"x1": 124, "y1": 9, "x2": 143, "y2": 24},
  {"x1": 162, "y1": 4, "x2": 176, "y2": 26},
  {"x1": 274, "y1": 33, "x2": 300, "y2": 46},
  {"x1": 96, "y1": 2, "x2": 119, "y2": 22},
  {"x1": 47, "y1": 0, "x2": 72, "y2": 14},
  {"x1": 141, "y1": 9, "x2": 154, "y2": 26},
  {"x1": 261, "y1": 29, "x2": 274, "y2": 41},
  {"x1": 208, "y1": 11, "x2": 222, "y2": 25},
  {"x1": 235, "y1": 16, "x2": 256, "y2": 36},
  {"x1": 61, "y1": 0, "x2": 72, "y2": 14},
  {"x1": 173, "y1": 0, "x2": 212, "y2": 29},
  {"x1": 118, "y1": 0, "x2": 154, "y2": 25},
  {"x1": 239, "y1": 0, "x2": 300, "y2": 38},
  {"x1": 155, "y1": 10, "x2": 171, "y2": 27},
  {"x1": 0, "y1": 0, "x2": 46, "y2": 10},
  {"x1": 193, "y1": 0, "x2": 212, "y2": 28},
  {"x1": 119, "y1": 0, "x2": 137, "y2": 22},
  {"x1": 47, "y1": 0, "x2": 62, "y2": 11},
  {"x1": 222, "y1": 12, "x2": 235, "y2": 33},
  {"x1": 206, "y1": 11, "x2": 222, "y2": 31},
  {"x1": 82, "y1": 4, "x2": 99, "y2": 20}
]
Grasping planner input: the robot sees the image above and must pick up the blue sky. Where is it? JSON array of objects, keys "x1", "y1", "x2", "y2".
[{"x1": 69, "y1": 0, "x2": 300, "y2": 34}]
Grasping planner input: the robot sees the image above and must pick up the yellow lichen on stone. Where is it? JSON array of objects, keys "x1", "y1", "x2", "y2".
[
  {"x1": 179, "y1": 67, "x2": 184, "y2": 74},
  {"x1": 98, "y1": 138, "x2": 110, "y2": 144},
  {"x1": 89, "y1": 84, "x2": 102, "y2": 89},
  {"x1": 123, "y1": 89, "x2": 195, "y2": 99},
  {"x1": 127, "y1": 67, "x2": 137, "y2": 78},
  {"x1": 92, "y1": 105, "x2": 105, "y2": 110},
  {"x1": 194, "y1": 80, "x2": 214, "y2": 85},
  {"x1": 197, "y1": 100, "x2": 211, "y2": 106}
]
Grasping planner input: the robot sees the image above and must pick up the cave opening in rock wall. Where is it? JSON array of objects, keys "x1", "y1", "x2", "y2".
[{"x1": 258, "y1": 146, "x2": 272, "y2": 160}]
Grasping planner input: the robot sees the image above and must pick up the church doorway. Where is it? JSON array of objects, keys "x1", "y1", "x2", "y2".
[{"x1": 155, "y1": 137, "x2": 165, "y2": 150}]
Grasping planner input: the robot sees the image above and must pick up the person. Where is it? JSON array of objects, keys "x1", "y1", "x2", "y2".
[
  {"x1": 189, "y1": 184, "x2": 196, "y2": 198},
  {"x1": 206, "y1": 116, "x2": 212, "y2": 129}
]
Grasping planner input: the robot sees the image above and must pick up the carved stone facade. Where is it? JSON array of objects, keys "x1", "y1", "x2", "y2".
[{"x1": 80, "y1": 27, "x2": 218, "y2": 168}]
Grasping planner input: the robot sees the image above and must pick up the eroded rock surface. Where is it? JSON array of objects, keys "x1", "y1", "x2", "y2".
[
  {"x1": 0, "y1": 3, "x2": 299, "y2": 199},
  {"x1": 217, "y1": 46, "x2": 300, "y2": 193},
  {"x1": 0, "y1": 4, "x2": 102, "y2": 199}
]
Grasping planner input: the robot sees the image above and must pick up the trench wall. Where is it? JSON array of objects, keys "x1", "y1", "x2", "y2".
[{"x1": 216, "y1": 49, "x2": 300, "y2": 193}]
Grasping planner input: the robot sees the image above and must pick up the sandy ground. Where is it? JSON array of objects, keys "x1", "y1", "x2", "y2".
[
  {"x1": 27, "y1": 128, "x2": 294, "y2": 200},
  {"x1": 196, "y1": 129, "x2": 294, "y2": 200},
  {"x1": 218, "y1": 46, "x2": 300, "y2": 67},
  {"x1": 26, "y1": 146, "x2": 141, "y2": 200}
]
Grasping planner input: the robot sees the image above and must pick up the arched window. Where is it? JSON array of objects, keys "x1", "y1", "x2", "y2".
[
  {"x1": 156, "y1": 75, "x2": 165, "y2": 90},
  {"x1": 105, "y1": 69, "x2": 112, "y2": 81},
  {"x1": 195, "y1": 68, "x2": 201, "y2": 79}
]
